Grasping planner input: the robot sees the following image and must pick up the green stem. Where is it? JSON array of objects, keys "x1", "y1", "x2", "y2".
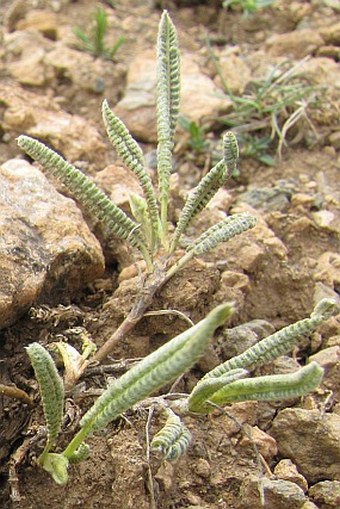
[
  {"x1": 164, "y1": 251, "x2": 195, "y2": 282},
  {"x1": 62, "y1": 425, "x2": 90, "y2": 460}
]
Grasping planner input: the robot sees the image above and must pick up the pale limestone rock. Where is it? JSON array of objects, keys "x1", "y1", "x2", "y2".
[
  {"x1": 5, "y1": 29, "x2": 54, "y2": 86},
  {"x1": 314, "y1": 252, "x2": 340, "y2": 289},
  {"x1": 266, "y1": 29, "x2": 324, "y2": 58},
  {"x1": 298, "y1": 57, "x2": 340, "y2": 87},
  {"x1": 239, "y1": 477, "x2": 307, "y2": 509},
  {"x1": 309, "y1": 480, "x2": 340, "y2": 508},
  {"x1": 312, "y1": 210, "x2": 340, "y2": 234},
  {"x1": 4, "y1": 27, "x2": 125, "y2": 98},
  {"x1": 194, "y1": 458, "x2": 211, "y2": 479},
  {"x1": 0, "y1": 159, "x2": 105, "y2": 329},
  {"x1": 15, "y1": 10, "x2": 59, "y2": 39},
  {"x1": 115, "y1": 49, "x2": 231, "y2": 143},
  {"x1": 214, "y1": 53, "x2": 251, "y2": 95},
  {"x1": 4, "y1": 28, "x2": 53, "y2": 57},
  {"x1": 319, "y1": 22, "x2": 340, "y2": 46},
  {"x1": 1, "y1": 83, "x2": 105, "y2": 163},
  {"x1": 274, "y1": 459, "x2": 308, "y2": 493},
  {"x1": 308, "y1": 346, "x2": 340, "y2": 399},
  {"x1": 240, "y1": 426, "x2": 278, "y2": 460},
  {"x1": 207, "y1": 188, "x2": 233, "y2": 213},
  {"x1": 8, "y1": 47, "x2": 52, "y2": 87},
  {"x1": 44, "y1": 44, "x2": 126, "y2": 97},
  {"x1": 270, "y1": 409, "x2": 340, "y2": 483},
  {"x1": 93, "y1": 164, "x2": 142, "y2": 214}
]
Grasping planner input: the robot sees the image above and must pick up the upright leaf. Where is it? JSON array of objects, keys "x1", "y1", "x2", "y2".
[
  {"x1": 102, "y1": 100, "x2": 160, "y2": 249},
  {"x1": 156, "y1": 10, "x2": 180, "y2": 241},
  {"x1": 26, "y1": 343, "x2": 64, "y2": 461},
  {"x1": 170, "y1": 132, "x2": 238, "y2": 252}
]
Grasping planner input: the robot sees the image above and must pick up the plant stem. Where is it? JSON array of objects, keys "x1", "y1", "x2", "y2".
[
  {"x1": 0, "y1": 384, "x2": 33, "y2": 405},
  {"x1": 94, "y1": 265, "x2": 168, "y2": 363},
  {"x1": 164, "y1": 251, "x2": 194, "y2": 283},
  {"x1": 62, "y1": 425, "x2": 90, "y2": 460}
]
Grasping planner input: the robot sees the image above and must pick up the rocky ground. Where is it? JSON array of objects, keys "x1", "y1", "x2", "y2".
[{"x1": 0, "y1": 1, "x2": 339, "y2": 508}]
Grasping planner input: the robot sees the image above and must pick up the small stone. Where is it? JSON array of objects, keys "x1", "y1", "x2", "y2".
[
  {"x1": 214, "y1": 53, "x2": 251, "y2": 95},
  {"x1": 308, "y1": 346, "x2": 340, "y2": 398},
  {"x1": 8, "y1": 47, "x2": 49, "y2": 86},
  {"x1": 155, "y1": 462, "x2": 175, "y2": 492},
  {"x1": 220, "y1": 271, "x2": 250, "y2": 291},
  {"x1": 317, "y1": 45, "x2": 340, "y2": 60},
  {"x1": 94, "y1": 164, "x2": 142, "y2": 214},
  {"x1": 15, "y1": 10, "x2": 58, "y2": 39},
  {"x1": 239, "y1": 477, "x2": 307, "y2": 509},
  {"x1": 291, "y1": 193, "x2": 315, "y2": 208},
  {"x1": 240, "y1": 186, "x2": 292, "y2": 212},
  {"x1": 314, "y1": 252, "x2": 340, "y2": 288},
  {"x1": 313, "y1": 282, "x2": 339, "y2": 305},
  {"x1": 301, "y1": 502, "x2": 319, "y2": 509},
  {"x1": 194, "y1": 458, "x2": 211, "y2": 479},
  {"x1": 240, "y1": 426, "x2": 278, "y2": 460},
  {"x1": 312, "y1": 210, "x2": 340, "y2": 233},
  {"x1": 319, "y1": 21, "x2": 340, "y2": 45},
  {"x1": 207, "y1": 188, "x2": 233, "y2": 212},
  {"x1": 324, "y1": 335, "x2": 340, "y2": 348},
  {"x1": 309, "y1": 480, "x2": 340, "y2": 508},
  {"x1": 274, "y1": 459, "x2": 308, "y2": 493},
  {"x1": 266, "y1": 29, "x2": 324, "y2": 58},
  {"x1": 1, "y1": 83, "x2": 106, "y2": 163},
  {"x1": 221, "y1": 318, "x2": 274, "y2": 359},
  {"x1": 299, "y1": 57, "x2": 339, "y2": 87},
  {"x1": 270, "y1": 408, "x2": 340, "y2": 483},
  {"x1": 44, "y1": 44, "x2": 125, "y2": 99},
  {"x1": 329, "y1": 131, "x2": 340, "y2": 150}
]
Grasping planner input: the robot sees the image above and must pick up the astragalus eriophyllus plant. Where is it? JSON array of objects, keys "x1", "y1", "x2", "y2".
[
  {"x1": 26, "y1": 299, "x2": 336, "y2": 485},
  {"x1": 17, "y1": 11, "x2": 256, "y2": 366},
  {"x1": 18, "y1": 10, "x2": 337, "y2": 489}
]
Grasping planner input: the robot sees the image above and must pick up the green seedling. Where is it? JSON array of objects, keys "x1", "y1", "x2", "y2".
[
  {"x1": 18, "y1": 11, "x2": 256, "y2": 366},
  {"x1": 73, "y1": 6, "x2": 124, "y2": 59},
  {"x1": 239, "y1": 134, "x2": 274, "y2": 166},
  {"x1": 223, "y1": 0, "x2": 275, "y2": 16},
  {"x1": 26, "y1": 299, "x2": 336, "y2": 484},
  {"x1": 178, "y1": 116, "x2": 208, "y2": 153}
]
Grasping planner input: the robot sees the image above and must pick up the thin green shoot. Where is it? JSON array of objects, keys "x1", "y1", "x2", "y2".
[
  {"x1": 223, "y1": 0, "x2": 276, "y2": 16},
  {"x1": 178, "y1": 116, "x2": 209, "y2": 153},
  {"x1": 73, "y1": 6, "x2": 124, "y2": 60}
]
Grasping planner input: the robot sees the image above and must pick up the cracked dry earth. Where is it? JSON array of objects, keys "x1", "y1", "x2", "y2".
[{"x1": 0, "y1": 1, "x2": 339, "y2": 508}]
